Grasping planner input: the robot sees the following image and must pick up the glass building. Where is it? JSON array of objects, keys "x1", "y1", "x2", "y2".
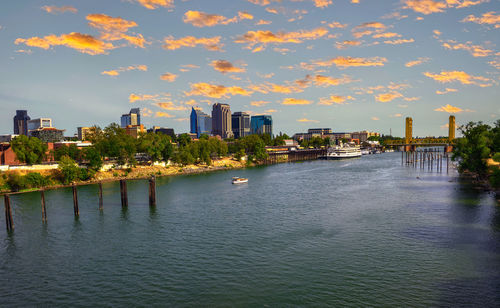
[
  {"x1": 13, "y1": 110, "x2": 30, "y2": 135},
  {"x1": 250, "y1": 115, "x2": 273, "y2": 136},
  {"x1": 231, "y1": 112, "x2": 251, "y2": 139},
  {"x1": 190, "y1": 107, "x2": 212, "y2": 138}
]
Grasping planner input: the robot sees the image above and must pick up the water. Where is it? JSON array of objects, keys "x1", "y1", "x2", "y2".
[{"x1": 1, "y1": 153, "x2": 499, "y2": 307}]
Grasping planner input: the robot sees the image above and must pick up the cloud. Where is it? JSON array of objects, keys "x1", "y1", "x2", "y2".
[
  {"x1": 375, "y1": 91, "x2": 403, "y2": 102},
  {"x1": 405, "y1": 57, "x2": 430, "y2": 67},
  {"x1": 135, "y1": 0, "x2": 173, "y2": 10},
  {"x1": 436, "y1": 88, "x2": 458, "y2": 94},
  {"x1": 318, "y1": 95, "x2": 355, "y2": 105},
  {"x1": 384, "y1": 38, "x2": 414, "y2": 44},
  {"x1": 265, "y1": 109, "x2": 278, "y2": 113},
  {"x1": 462, "y1": 11, "x2": 500, "y2": 28},
  {"x1": 185, "y1": 83, "x2": 252, "y2": 98},
  {"x1": 160, "y1": 72, "x2": 178, "y2": 82},
  {"x1": 423, "y1": 70, "x2": 492, "y2": 87},
  {"x1": 390, "y1": 113, "x2": 403, "y2": 117},
  {"x1": 323, "y1": 56, "x2": 387, "y2": 68},
  {"x1": 175, "y1": 118, "x2": 189, "y2": 122},
  {"x1": 129, "y1": 93, "x2": 158, "y2": 103},
  {"x1": 313, "y1": 0, "x2": 333, "y2": 8},
  {"x1": 210, "y1": 60, "x2": 246, "y2": 73},
  {"x1": 403, "y1": 0, "x2": 489, "y2": 15},
  {"x1": 234, "y1": 27, "x2": 328, "y2": 52},
  {"x1": 15, "y1": 49, "x2": 33, "y2": 54},
  {"x1": 15, "y1": 32, "x2": 114, "y2": 55},
  {"x1": 326, "y1": 21, "x2": 348, "y2": 28},
  {"x1": 101, "y1": 64, "x2": 147, "y2": 76},
  {"x1": 142, "y1": 107, "x2": 153, "y2": 117},
  {"x1": 489, "y1": 60, "x2": 500, "y2": 70},
  {"x1": 335, "y1": 40, "x2": 362, "y2": 49},
  {"x1": 86, "y1": 14, "x2": 147, "y2": 48},
  {"x1": 251, "y1": 100, "x2": 271, "y2": 107},
  {"x1": 153, "y1": 102, "x2": 187, "y2": 111},
  {"x1": 183, "y1": 10, "x2": 253, "y2": 27},
  {"x1": 372, "y1": 32, "x2": 402, "y2": 38},
  {"x1": 249, "y1": 82, "x2": 305, "y2": 94},
  {"x1": 297, "y1": 118, "x2": 319, "y2": 123},
  {"x1": 179, "y1": 64, "x2": 200, "y2": 72},
  {"x1": 247, "y1": 0, "x2": 271, "y2": 5},
  {"x1": 434, "y1": 104, "x2": 464, "y2": 113},
  {"x1": 41, "y1": 5, "x2": 77, "y2": 14},
  {"x1": 442, "y1": 41, "x2": 493, "y2": 57},
  {"x1": 256, "y1": 19, "x2": 272, "y2": 25},
  {"x1": 282, "y1": 98, "x2": 313, "y2": 105},
  {"x1": 371, "y1": 117, "x2": 380, "y2": 121},
  {"x1": 312, "y1": 74, "x2": 354, "y2": 87},
  {"x1": 155, "y1": 111, "x2": 175, "y2": 118},
  {"x1": 352, "y1": 21, "x2": 387, "y2": 38},
  {"x1": 163, "y1": 35, "x2": 223, "y2": 51}
]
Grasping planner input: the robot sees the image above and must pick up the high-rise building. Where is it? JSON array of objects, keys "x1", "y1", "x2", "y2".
[
  {"x1": 77, "y1": 127, "x2": 92, "y2": 141},
  {"x1": 13, "y1": 110, "x2": 30, "y2": 135},
  {"x1": 190, "y1": 107, "x2": 212, "y2": 137},
  {"x1": 121, "y1": 108, "x2": 140, "y2": 128},
  {"x1": 211, "y1": 103, "x2": 233, "y2": 139},
  {"x1": 231, "y1": 112, "x2": 251, "y2": 139},
  {"x1": 250, "y1": 115, "x2": 272, "y2": 136},
  {"x1": 28, "y1": 118, "x2": 52, "y2": 133}
]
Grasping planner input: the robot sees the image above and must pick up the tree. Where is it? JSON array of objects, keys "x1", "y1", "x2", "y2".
[
  {"x1": 138, "y1": 132, "x2": 172, "y2": 163},
  {"x1": 84, "y1": 147, "x2": 103, "y2": 171},
  {"x1": 452, "y1": 121, "x2": 491, "y2": 178},
  {"x1": 10, "y1": 135, "x2": 48, "y2": 165},
  {"x1": 94, "y1": 123, "x2": 137, "y2": 166},
  {"x1": 58, "y1": 155, "x2": 80, "y2": 184},
  {"x1": 177, "y1": 133, "x2": 192, "y2": 148}
]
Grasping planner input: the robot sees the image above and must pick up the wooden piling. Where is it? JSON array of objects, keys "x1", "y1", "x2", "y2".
[
  {"x1": 447, "y1": 154, "x2": 449, "y2": 174},
  {"x1": 4, "y1": 194, "x2": 13, "y2": 232},
  {"x1": 98, "y1": 182, "x2": 103, "y2": 211},
  {"x1": 72, "y1": 185, "x2": 79, "y2": 217},
  {"x1": 120, "y1": 179, "x2": 128, "y2": 208},
  {"x1": 41, "y1": 190, "x2": 47, "y2": 222},
  {"x1": 149, "y1": 176, "x2": 156, "y2": 207}
]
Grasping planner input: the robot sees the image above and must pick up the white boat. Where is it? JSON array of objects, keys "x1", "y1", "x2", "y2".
[
  {"x1": 361, "y1": 149, "x2": 370, "y2": 155},
  {"x1": 321, "y1": 145, "x2": 362, "y2": 160},
  {"x1": 232, "y1": 177, "x2": 248, "y2": 184}
]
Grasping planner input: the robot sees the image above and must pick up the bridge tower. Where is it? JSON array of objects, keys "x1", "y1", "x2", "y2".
[
  {"x1": 448, "y1": 115, "x2": 455, "y2": 142},
  {"x1": 405, "y1": 117, "x2": 412, "y2": 144}
]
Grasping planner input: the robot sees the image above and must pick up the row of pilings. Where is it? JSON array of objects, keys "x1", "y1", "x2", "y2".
[
  {"x1": 402, "y1": 148, "x2": 450, "y2": 173},
  {"x1": 3, "y1": 177, "x2": 157, "y2": 232}
]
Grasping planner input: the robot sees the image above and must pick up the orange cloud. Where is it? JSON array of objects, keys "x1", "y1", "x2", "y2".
[
  {"x1": 384, "y1": 38, "x2": 415, "y2": 44},
  {"x1": 265, "y1": 109, "x2": 278, "y2": 113},
  {"x1": 335, "y1": 40, "x2": 362, "y2": 49},
  {"x1": 404, "y1": 0, "x2": 488, "y2": 15},
  {"x1": 434, "y1": 104, "x2": 464, "y2": 113},
  {"x1": 442, "y1": 41, "x2": 493, "y2": 57},
  {"x1": 371, "y1": 117, "x2": 380, "y2": 121},
  {"x1": 375, "y1": 91, "x2": 403, "y2": 102},
  {"x1": 163, "y1": 36, "x2": 223, "y2": 51},
  {"x1": 489, "y1": 60, "x2": 500, "y2": 70},
  {"x1": 328, "y1": 56, "x2": 387, "y2": 68},
  {"x1": 372, "y1": 32, "x2": 402, "y2": 38},
  {"x1": 183, "y1": 10, "x2": 253, "y2": 27},
  {"x1": 248, "y1": 0, "x2": 271, "y2": 5},
  {"x1": 234, "y1": 27, "x2": 328, "y2": 52},
  {"x1": 251, "y1": 101, "x2": 271, "y2": 107},
  {"x1": 210, "y1": 60, "x2": 246, "y2": 73},
  {"x1": 179, "y1": 64, "x2": 200, "y2": 72},
  {"x1": 15, "y1": 32, "x2": 114, "y2": 55},
  {"x1": 318, "y1": 95, "x2": 355, "y2": 105},
  {"x1": 155, "y1": 111, "x2": 175, "y2": 118},
  {"x1": 313, "y1": 0, "x2": 333, "y2": 8},
  {"x1": 41, "y1": 5, "x2": 77, "y2": 14},
  {"x1": 101, "y1": 64, "x2": 147, "y2": 76},
  {"x1": 160, "y1": 72, "x2": 178, "y2": 82},
  {"x1": 256, "y1": 19, "x2": 272, "y2": 25},
  {"x1": 129, "y1": 93, "x2": 158, "y2": 103},
  {"x1": 136, "y1": 0, "x2": 173, "y2": 10},
  {"x1": 185, "y1": 83, "x2": 252, "y2": 98},
  {"x1": 297, "y1": 118, "x2": 319, "y2": 123},
  {"x1": 312, "y1": 74, "x2": 354, "y2": 87},
  {"x1": 462, "y1": 11, "x2": 500, "y2": 28},
  {"x1": 282, "y1": 98, "x2": 313, "y2": 105},
  {"x1": 326, "y1": 21, "x2": 348, "y2": 28},
  {"x1": 405, "y1": 57, "x2": 430, "y2": 67},
  {"x1": 86, "y1": 14, "x2": 147, "y2": 48},
  {"x1": 154, "y1": 102, "x2": 187, "y2": 111},
  {"x1": 436, "y1": 88, "x2": 458, "y2": 94},
  {"x1": 423, "y1": 70, "x2": 492, "y2": 87},
  {"x1": 249, "y1": 82, "x2": 304, "y2": 94}
]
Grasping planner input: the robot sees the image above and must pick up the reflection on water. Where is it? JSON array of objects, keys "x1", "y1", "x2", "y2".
[{"x1": 0, "y1": 153, "x2": 499, "y2": 307}]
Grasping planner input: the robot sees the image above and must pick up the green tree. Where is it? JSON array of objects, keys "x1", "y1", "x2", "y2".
[
  {"x1": 10, "y1": 135, "x2": 48, "y2": 165},
  {"x1": 84, "y1": 147, "x2": 103, "y2": 171},
  {"x1": 138, "y1": 132, "x2": 172, "y2": 163},
  {"x1": 177, "y1": 133, "x2": 192, "y2": 148},
  {"x1": 94, "y1": 123, "x2": 137, "y2": 166},
  {"x1": 58, "y1": 155, "x2": 80, "y2": 184},
  {"x1": 452, "y1": 122, "x2": 491, "y2": 178}
]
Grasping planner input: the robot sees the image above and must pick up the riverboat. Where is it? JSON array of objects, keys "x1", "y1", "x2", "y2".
[
  {"x1": 321, "y1": 145, "x2": 362, "y2": 160},
  {"x1": 232, "y1": 177, "x2": 248, "y2": 184}
]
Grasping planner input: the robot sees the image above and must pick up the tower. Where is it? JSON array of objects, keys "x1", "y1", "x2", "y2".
[
  {"x1": 211, "y1": 103, "x2": 233, "y2": 139},
  {"x1": 448, "y1": 115, "x2": 455, "y2": 142},
  {"x1": 13, "y1": 110, "x2": 30, "y2": 135},
  {"x1": 405, "y1": 117, "x2": 412, "y2": 144}
]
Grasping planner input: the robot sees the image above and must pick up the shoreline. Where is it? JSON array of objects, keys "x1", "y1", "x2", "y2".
[{"x1": 0, "y1": 157, "x2": 249, "y2": 196}]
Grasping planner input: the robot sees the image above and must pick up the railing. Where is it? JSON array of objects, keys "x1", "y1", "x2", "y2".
[{"x1": 385, "y1": 138, "x2": 452, "y2": 146}]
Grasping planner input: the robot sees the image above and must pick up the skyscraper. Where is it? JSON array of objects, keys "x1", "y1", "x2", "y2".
[
  {"x1": 13, "y1": 110, "x2": 30, "y2": 135},
  {"x1": 190, "y1": 107, "x2": 212, "y2": 137},
  {"x1": 211, "y1": 103, "x2": 233, "y2": 139},
  {"x1": 121, "y1": 108, "x2": 140, "y2": 128},
  {"x1": 251, "y1": 115, "x2": 273, "y2": 136},
  {"x1": 231, "y1": 112, "x2": 250, "y2": 139}
]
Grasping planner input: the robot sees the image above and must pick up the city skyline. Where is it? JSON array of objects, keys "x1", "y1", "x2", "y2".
[{"x1": 1, "y1": 0, "x2": 499, "y2": 137}]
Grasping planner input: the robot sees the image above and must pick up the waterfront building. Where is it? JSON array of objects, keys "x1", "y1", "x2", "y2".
[
  {"x1": 77, "y1": 127, "x2": 92, "y2": 141},
  {"x1": 351, "y1": 131, "x2": 380, "y2": 143},
  {"x1": 121, "y1": 108, "x2": 141, "y2": 128},
  {"x1": 250, "y1": 115, "x2": 272, "y2": 136},
  {"x1": 148, "y1": 126, "x2": 175, "y2": 138},
  {"x1": 211, "y1": 103, "x2": 233, "y2": 139},
  {"x1": 231, "y1": 112, "x2": 251, "y2": 139},
  {"x1": 13, "y1": 110, "x2": 30, "y2": 135},
  {"x1": 190, "y1": 107, "x2": 212, "y2": 137}
]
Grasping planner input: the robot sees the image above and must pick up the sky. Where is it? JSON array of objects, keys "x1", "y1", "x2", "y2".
[{"x1": 0, "y1": 0, "x2": 499, "y2": 138}]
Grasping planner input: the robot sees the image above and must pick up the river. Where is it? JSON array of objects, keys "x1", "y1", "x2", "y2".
[{"x1": 1, "y1": 153, "x2": 499, "y2": 307}]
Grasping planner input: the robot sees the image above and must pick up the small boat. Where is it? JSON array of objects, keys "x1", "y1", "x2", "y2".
[{"x1": 232, "y1": 177, "x2": 248, "y2": 184}]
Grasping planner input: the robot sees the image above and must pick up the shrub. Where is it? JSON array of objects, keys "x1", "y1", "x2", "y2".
[
  {"x1": 78, "y1": 168, "x2": 96, "y2": 181},
  {"x1": 493, "y1": 153, "x2": 500, "y2": 163},
  {"x1": 490, "y1": 167, "x2": 500, "y2": 188},
  {"x1": 6, "y1": 173, "x2": 26, "y2": 191},
  {"x1": 24, "y1": 172, "x2": 51, "y2": 188}
]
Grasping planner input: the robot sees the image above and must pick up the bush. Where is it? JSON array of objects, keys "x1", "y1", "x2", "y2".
[
  {"x1": 490, "y1": 167, "x2": 500, "y2": 188},
  {"x1": 78, "y1": 168, "x2": 96, "y2": 181},
  {"x1": 24, "y1": 172, "x2": 51, "y2": 188},
  {"x1": 493, "y1": 153, "x2": 500, "y2": 163},
  {"x1": 6, "y1": 173, "x2": 26, "y2": 191}
]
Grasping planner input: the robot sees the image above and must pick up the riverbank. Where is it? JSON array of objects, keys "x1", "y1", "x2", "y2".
[{"x1": 0, "y1": 157, "x2": 248, "y2": 195}]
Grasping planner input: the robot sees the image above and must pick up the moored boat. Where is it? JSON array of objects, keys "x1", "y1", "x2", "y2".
[
  {"x1": 320, "y1": 145, "x2": 362, "y2": 160},
  {"x1": 232, "y1": 177, "x2": 248, "y2": 184}
]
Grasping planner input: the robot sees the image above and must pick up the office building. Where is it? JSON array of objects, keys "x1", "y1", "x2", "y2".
[
  {"x1": 351, "y1": 131, "x2": 380, "y2": 143},
  {"x1": 121, "y1": 108, "x2": 141, "y2": 128},
  {"x1": 231, "y1": 112, "x2": 251, "y2": 139},
  {"x1": 148, "y1": 126, "x2": 175, "y2": 138},
  {"x1": 125, "y1": 124, "x2": 146, "y2": 139},
  {"x1": 77, "y1": 127, "x2": 92, "y2": 141},
  {"x1": 211, "y1": 103, "x2": 233, "y2": 139},
  {"x1": 250, "y1": 115, "x2": 272, "y2": 136},
  {"x1": 27, "y1": 118, "x2": 52, "y2": 135},
  {"x1": 13, "y1": 110, "x2": 30, "y2": 135},
  {"x1": 308, "y1": 128, "x2": 332, "y2": 135},
  {"x1": 190, "y1": 107, "x2": 212, "y2": 138},
  {"x1": 30, "y1": 127, "x2": 64, "y2": 142}
]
